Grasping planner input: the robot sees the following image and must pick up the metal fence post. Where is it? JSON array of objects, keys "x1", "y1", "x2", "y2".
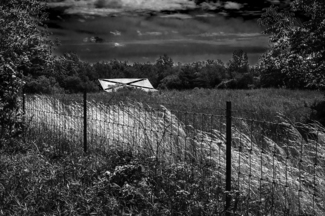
[
  {"x1": 83, "y1": 90, "x2": 87, "y2": 153},
  {"x1": 22, "y1": 91, "x2": 26, "y2": 143},
  {"x1": 225, "y1": 101, "x2": 232, "y2": 215}
]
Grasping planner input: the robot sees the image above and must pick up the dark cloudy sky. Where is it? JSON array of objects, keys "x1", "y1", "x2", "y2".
[{"x1": 46, "y1": 0, "x2": 287, "y2": 64}]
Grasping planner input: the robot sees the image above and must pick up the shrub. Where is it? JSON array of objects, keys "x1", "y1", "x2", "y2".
[
  {"x1": 24, "y1": 75, "x2": 64, "y2": 94},
  {"x1": 158, "y1": 74, "x2": 182, "y2": 90},
  {"x1": 310, "y1": 100, "x2": 325, "y2": 126},
  {"x1": 0, "y1": 0, "x2": 53, "y2": 146},
  {"x1": 235, "y1": 73, "x2": 254, "y2": 89}
]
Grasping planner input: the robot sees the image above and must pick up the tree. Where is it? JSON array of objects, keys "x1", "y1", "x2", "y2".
[
  {"x1": 155, "y1": 54, "x2": 174, "y2": 84},
  {"x1": 24, "y1": 75, "x2": 63, "y2": 94},
  {"x1": 159, "y1": 74, "x2": 182, "y2": 90},
  {"x1": 178, "y1": 64, "x2": 198, "y2": 89},
  {"x1": 258, "y1": 0, "x2": 325, "y2": 89},
  {"x1": 224, "y1": 50, "x2": 254, "y2": 89},
  {"x1": 0, "y1": 0, "x2": 53, "y2": 145},
  {"x1": 51, "y1": 53, "x2": 101, "y2": 93},
  {"x1": 227, "y1": 49, "x2": 249, "y2": 79},
  {"x1": 199, "y1": 59, "x2": 226, "y2": 88}
]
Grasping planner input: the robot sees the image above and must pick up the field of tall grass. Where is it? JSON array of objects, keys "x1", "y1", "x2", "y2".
[
  {"x1": 87, "y1": 88, "x2": 323, "y2": 122},
  {"x1": 1, "y1": 88, "x2": 325, "y2": 215}
]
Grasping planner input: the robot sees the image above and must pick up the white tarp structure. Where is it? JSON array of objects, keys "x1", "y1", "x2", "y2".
[{"x1": 98, "y1": 78, "x2": 158, "y2": 93}]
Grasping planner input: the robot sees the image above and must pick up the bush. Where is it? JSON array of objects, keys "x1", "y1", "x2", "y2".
[
  {"x1": 310, "y1": 100, "x2": 325, "y2": 126},
  {"x1": 62, "y1": 76, "x2": 85, "y2": 93},
  {"x1": 236, "y1": 73, "x2": 254, "y2": 89},
  {"x1": 0, "y1": 0, "x2": 53, "y2": 146},
  {"x1": 24, "y1": 75, "x2": 64, "y2": 94},
  {"x1": 0, "y1": 143, "x2": 227, "y2": 215},
  {"x1": 158, "y1": 74, "x2": 182, "y2": 90}
]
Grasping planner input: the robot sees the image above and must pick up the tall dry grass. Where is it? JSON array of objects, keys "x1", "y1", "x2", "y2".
[{"x1": 25, "y1": 94, "x2": 325, "y2": 215}]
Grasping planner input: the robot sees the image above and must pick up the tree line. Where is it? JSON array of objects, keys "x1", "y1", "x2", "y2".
[{"x1": 23, "y1": 50, "x2": 260, "y2": 94}]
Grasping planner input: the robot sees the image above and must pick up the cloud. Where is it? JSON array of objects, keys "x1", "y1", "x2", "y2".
[
  {"x1": 137, "y1": 30, "x2": 163, "y2": 36},
  {"x1": 191, "y1": 32, "x2": 225, "y2": 37},
  {"x1": 46, "y1": 0, "x2": 196, "y2": 16},
  {"x1": 120, "y1": 0, "x2": 196, "y2": 11},
  {"x1": 219, "y1": 11, "x2": 228, "y2": 16},
  {"x1": 224, "y1": 1, "x2": 242, "y2": 10},
  {"x1": 160, "y1": 14, "x2": 193, "y2": 19},
  {"x1": 83, "y1": 36, "x2": 105, "y2": 43},
  {"x1": 237, "y1": 33, "x2": 261, "y2": 37},
  {"x1": 64, "y1": 7, "x2": 122, "y2": 17},
  {"x1": 190, "y1": 32, "x2": 261, "y2": 38},
  {"x1": 200, "y1": 2, "x2": 222, "y2": 10},
  {"x1": 267, "y1": 0, "x2": 280, "y2": 3},
  {"x1": 195, "y1": 13, "x2": 216, "y2": 18},
  {"x1": 94, "y1": 0, "x2": 122, "y2": 9},
  {"x1": 113, "y1": 42, "x2": 124, "y2": 47},
  {"x1": 110, "y1": 30, "x2": 122, "y2": 36}
]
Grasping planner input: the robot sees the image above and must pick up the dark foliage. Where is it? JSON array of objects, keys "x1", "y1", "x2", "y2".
[
  {"x1": 310, "y1": 100, "x2": 325, "y2": 126},
  {"x1": 258, "y1": 0, "x2": 325, "y2": 89},
  {"x1": 23, "y1": 49, "x2": 258, "y2": 94},
  {"x1": 0, "y1": 0, "x2": 54, "y2": 145},
  {"x1": 0, "y1": 146, "x2": 228, "y2": 215}
]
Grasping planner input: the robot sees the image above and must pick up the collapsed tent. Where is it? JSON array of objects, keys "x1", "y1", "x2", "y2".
[{"x1": 98, "y1": 78, "x2": 158, "y2": 93}]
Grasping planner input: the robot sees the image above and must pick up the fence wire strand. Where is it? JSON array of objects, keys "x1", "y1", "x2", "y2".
[{"x1": 22, "y1": 93, "x2": 325, "y2": 215}]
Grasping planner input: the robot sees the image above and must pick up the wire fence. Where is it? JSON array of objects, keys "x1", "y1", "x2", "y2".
[{"x1": 22, "y1": 92, "x2": 325, "y2": 215}]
